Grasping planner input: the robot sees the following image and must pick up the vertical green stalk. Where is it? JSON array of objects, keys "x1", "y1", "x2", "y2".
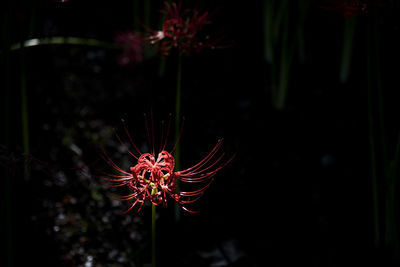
[
  {"x1": 143, "y1": 0, "x2": 155, "y2": 59},
  {"x1": 340, "y1": 17, "x2": 356, "y2": 83},
  {"x1": 373, "y1": 20, "x2": 400, "y2": 262},
  {"x1": 275, "y1": 11, "x2": 291, "y2": 110},
  {"x1": 263, "y1": 0, "x2": 293, "y2": 110},
  {"x1": 367, "y1": 21, "x2": 380, "y2": 247},
  {"x1": 18, "y1": 6, "x2": 35, "y2": 181},
  {"x1": 151, "y1": 204, "x2": 156, "y2": 267},
  {"x1": 366, "y1": 18, "x2": 399, "y2": 263},
  {"x1": 20, "y1": 37, "x2": 30, "y2": 180},
  {"x1": 296, "y1": 0, "x2": 308, "y2": 64},
  {"x1": 263, "y1": 0, "x2": 274, "y2": 63},
  {"x1": 175, "y1": 52, "x2": 182, "y2": 151},
  {"x1": 174, "y1": 52, "x2": 183, "y2": 222}
]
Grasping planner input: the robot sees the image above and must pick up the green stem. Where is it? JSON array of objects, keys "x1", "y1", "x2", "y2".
[
  {"x1": 340, "y1": 17, "x2": 356, "y2": 83},
  {"x1": 275, "y1": 11, "x2": 291, "y2": 110},
  {"x1": 174, "y1": 52, "x2": 183, "y2": 222},
  {"x1": 20, "y1": 31, "x2": 30, "y2": 181},
  {"x1": 296, "y1": 0, "x2": 308, "y2": 63},
  {"x1": 143, "y1": 0, "x2": 154, "y2": 59},
  {"x1": 151, "y1": 204, "x2": 156, "y2": 267},
  {"x1": 175, "y1": 52, "x2": 182, "y2": 151},
  {"x1": 263, "y1": 0, "x2": 292, "y2": 110},
  {"x1": 263, "y1": 0, "x2": 274, "y2": 63}
]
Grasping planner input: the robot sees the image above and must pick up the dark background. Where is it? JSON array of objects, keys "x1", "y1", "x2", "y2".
[{"x1": 1, "y1": 0, "x2": 400, "y2": 266}]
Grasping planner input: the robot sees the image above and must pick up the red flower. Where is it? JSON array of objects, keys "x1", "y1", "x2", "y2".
[
  {"x1": 101, "y1": 118, "x2": 232, "y2": 213},
  {"x1": 318, "y1": 0, "x2": 393, "y2": 17},
  {"x1": 147, "y1": 1, "x2": 226, "y2": 55},
  {"x1": 115, "y1": 31, "x2": 144, "y2": 66}
]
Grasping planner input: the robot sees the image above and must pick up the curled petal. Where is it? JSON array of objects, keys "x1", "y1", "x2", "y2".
[{"x1": 100, "y1": 117, "x2": 233, "y2": 214}]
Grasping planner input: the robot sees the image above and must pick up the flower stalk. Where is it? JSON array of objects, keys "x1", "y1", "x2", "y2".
[
  {"x1": 174, "y1": 52, "x2": 183, "y2": 221},
  {"x1": 152, "y1": 204, "x2": 156, "y2": 267},
  {"x1": 19, "y1": 26, "x2": 30, "y2": 181},
  {"x1": 340, "y1": 17, "x2": 356, "y2": 83},
  {"x1": 263, "y1": 0, "x2": 307, "y2": 110},
  {"x1": 367, "y1": 18, "x2": 399, "y2": 262}
]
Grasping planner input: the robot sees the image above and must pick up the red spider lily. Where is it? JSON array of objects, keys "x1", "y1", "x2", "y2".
[
  {"x1": 115, "y1": 31, "x2": 144, "y2": 66},
  {"x1": 147, "y1": 1, "x2": 226, "y2": 55},
  {"x1": 317, "y1": 0, "x2": 393, "y2": 17},
  {"x1": 100, "y1": 117, "x2": 232, "y2": 213}
]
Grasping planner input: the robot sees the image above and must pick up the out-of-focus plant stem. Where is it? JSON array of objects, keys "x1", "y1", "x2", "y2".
[
  {"x1": 263, "y1": 0, "x2": 289, "y2": 110},
  {"x1": 9, "y1": 37, "x2": 120, "y2": 51},
  {"x1": 19, "y1": 20, "x2": 30, "y2": 181},
  {"x1": 263, "y1": 0, "x2": 306, "y2": 110},
  {"x1": 367, "y1": 18, "x2": 400, "y2": 263},
  {"x1": 274, "y1": 13, "x2": 291, "y2": 110},
  {"x1": 340, "y1": 17, "x2": 356, "y2": 83},
  {"x1": 143, "y1": 0, "x2": 156, "y2": 60},
  {"x1": 20, "y1": 38, "x2": 30, "y2": 180},
  {"x1": 297, "y1": 1, "x2": 308, "y2": 64},
  {"x1": 373, "y1": 21, "x2": 400, "y2": 263},
  {"x1": 20, "y1": 6, "x2": 37, "y2": 181},
  {"x1": 174, "y1": 52, "x2": 183, "y2": 222},
  {"x1": 152, "y1": 204, "x2": 156, "y2": 267},
  {"x1": 263, "y1": 0, "x2": 275, "y2": 64},
  {"x1": 175, "y1": 53, "x2": 182, "y2": 148}
]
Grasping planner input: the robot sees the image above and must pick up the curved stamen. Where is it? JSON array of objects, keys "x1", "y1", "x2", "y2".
[{"x1": 101, "y1": 117, "x2": 232, "y2": 213}]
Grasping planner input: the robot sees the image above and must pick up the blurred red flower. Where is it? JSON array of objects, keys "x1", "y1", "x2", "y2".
[
  {"x1": 147, "y1": 1, "x2": 226, "y2": 55},
  {"x1": 318, "y1": 0, "x2": 393, "y2": 17},
  {"x1": 101, "y1": 118, "x2": 232, "y2": 213},
  {"x1": 115, "y1": 31, "x2": 144, "y2": 66}
]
